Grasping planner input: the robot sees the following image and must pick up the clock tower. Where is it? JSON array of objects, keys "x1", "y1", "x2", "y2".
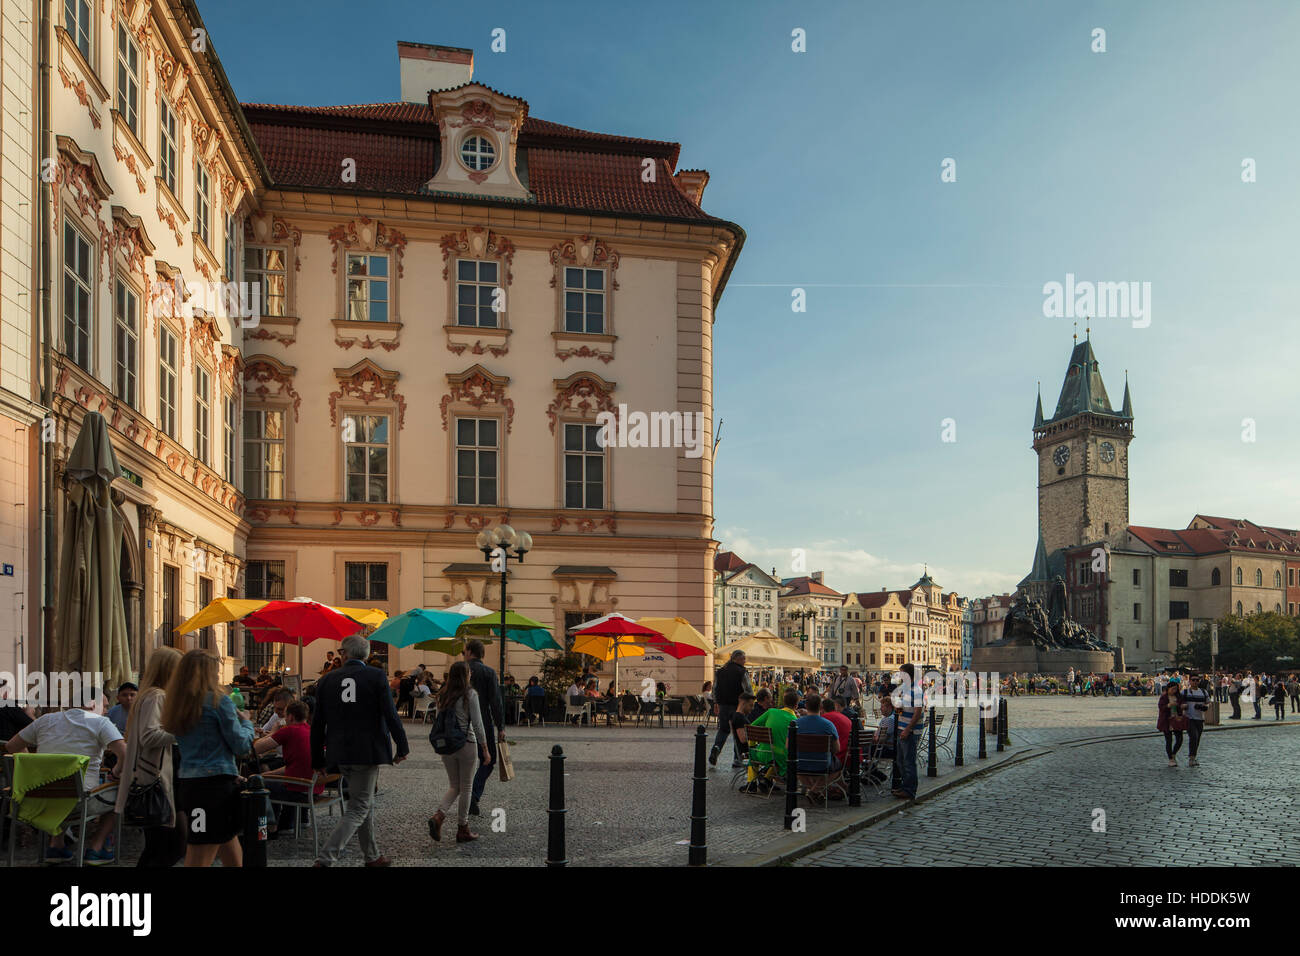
[{"x1": 1032, "y1": 334, "x2": 1133, "y2": 560}]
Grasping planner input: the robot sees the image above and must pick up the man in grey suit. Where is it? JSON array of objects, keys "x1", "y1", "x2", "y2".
[{"x1": 311, "y1": 632, "x2": 409, "y2": 867}]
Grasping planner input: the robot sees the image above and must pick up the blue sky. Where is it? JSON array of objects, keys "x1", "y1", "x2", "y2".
[{"x1": 206, "y1": 0, "x2": 1300, "y2": 597}]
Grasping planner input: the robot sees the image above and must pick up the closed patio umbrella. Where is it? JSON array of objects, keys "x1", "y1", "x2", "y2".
[{"x1": 54, "y1": 412, "x2": 132, "y2": 695}]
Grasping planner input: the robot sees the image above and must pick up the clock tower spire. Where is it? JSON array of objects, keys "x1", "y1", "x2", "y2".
[{"x1": 1032, "y1": 337, "x2": 1133, "y2": 560}]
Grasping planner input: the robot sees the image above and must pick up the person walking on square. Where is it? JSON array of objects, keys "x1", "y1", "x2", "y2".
[
  {"x1": 311, "y1": 633, "x2": 409, "y2": 867},
  {"x1": 710, "y1": 650, "x2": 752, "y2": 769},
  {"x1": 1228, "y1": 673, "x2": 1242, "y2": 719},
  {"x1": 1269, "y1": 679, "x2": 1287, "y2": 720},
  {"x1": 1243, "y1": 672, "x2": 1261, "y2": 720},
  {"x1": 890, "y1": 663, "x2": 926, "y2": 800},
  {"x1": 429, "y1": 661, "x2": 490, "y2": 843},
  {"x1": 1180, "y1": 677, "x2": 1210, "y2": 767},
  {"x1": 465, "y1": 639, "x2": 504, "y2": 817},
  {"x1": 1287, "y1": 674, "x2": 1300, "y2": 715},
  {"x1": 1157, "y1": 678, "x2": 1185, "y2": 767}
]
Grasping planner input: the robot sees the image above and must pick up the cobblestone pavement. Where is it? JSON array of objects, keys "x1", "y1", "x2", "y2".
[
  {"x1": 60, "y1": 697, "x2": 1299, "y2": 867},
  {"x1": 800, "y1": 715, "x2": 1300, "y2": 867}
]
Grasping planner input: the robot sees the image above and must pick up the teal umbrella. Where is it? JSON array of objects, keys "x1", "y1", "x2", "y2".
[{"x1": 368, "y1": 608, "x2": 470, "y2": 649}]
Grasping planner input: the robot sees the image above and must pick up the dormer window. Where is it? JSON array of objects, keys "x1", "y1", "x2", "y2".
[{"x1": 460, "y1": 135, "x2": 496, "y2": 172}]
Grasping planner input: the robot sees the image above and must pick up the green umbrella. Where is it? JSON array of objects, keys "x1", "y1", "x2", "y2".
[
  {"x1": 454, "y1": 611, "x2": 562, "y2": 651},
  {"x1": 54, "y1": 412, "x2": 132, "y2": 694}
]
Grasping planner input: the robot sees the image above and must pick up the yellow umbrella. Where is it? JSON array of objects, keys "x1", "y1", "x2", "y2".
[
  {"x1": 572, "y1": 633, "x2": 648, "y2": 662},
  {"x1": 176, "y1": 598, "x2": 387, "y2": 636}
]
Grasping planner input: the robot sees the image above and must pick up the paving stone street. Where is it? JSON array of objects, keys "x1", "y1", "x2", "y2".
[{"x1": 70, "y1": 696, "x2": 1299, "y2": 867}]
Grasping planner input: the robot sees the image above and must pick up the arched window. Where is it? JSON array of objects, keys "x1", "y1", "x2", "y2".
[
  {"x1": 1236, "y1": 601, "x2": 1243, "y2": 617},
  {"x1": 1275, "y1": 571, "x2": 1283, "y2": 589},
  {"x1": 1255, "y1": 602, "x2": 1263, "y2": 614},
  {"x1": 1255, "y1": 569, "x2": 1263, "y2": 587},
  {"x1": 1211, "y1": 567, "x2": 1221, "y2": 586},
  {"x1": 1235, "y1": 567, "x2": 1243, "y2": 585},
  {"x1": 1276, "y1": 604, "x2": 1282, "y2": 614}
]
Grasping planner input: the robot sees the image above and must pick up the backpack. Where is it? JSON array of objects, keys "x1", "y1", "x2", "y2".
[{"x1": 429, "y1": 696, "x2": 471, "y2": 755}]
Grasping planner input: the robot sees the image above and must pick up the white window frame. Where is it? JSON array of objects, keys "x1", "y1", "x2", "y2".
[
  {"x1": 158, "y1": 325, "x2": 178, "y2": 438},
  {"x1": 563, "y1": 267, "x2": 606, "y2": 334},
  {"x1": 113, "y1": 279, "x2": 138, "y2": 407},
  {"x1": 223, "y1": 393, "x2": 237, "y2": 484},
  {"x1": 455, "y1": 258, "x2": 501, "y2": 328},
  {"x1": 245, "y1": 245, "x2": 288, "y2": 317},
  {"x1": 563, "y1": 421, "x2": 605, "y2": 510},
  {"x1": 342, "y1": 412, "x2": 390, "y2": 504},
  {"x1": 116, "y1": 24, "x2": 140, "y2": 136},
  {"x1": 243, "y1": 407, "x2": 286, "y2": 500},
  {"x1": 62, "y1": 221, "x2": 94, "y2": 373},
  {"x1": 459, "y1": 135, "x2": 496, "y2": 172},
  {"x1": 194, "y1": 364, "x2": 211, "y2": 464},
  {"x1": 454, "y1": 416, "x2": 499, "y2": 507},
  {"x1": 194, "y1": 161, "x2": 211, "y2": 249},
  {"x1": 63, "y1": 0, "x2": 92, "y2": 62},
  {"x1": 159, "y1": 99, "x2": 179, "y2": 196},
  {"x1": 345, "y1": 253, "x2": 389, "y2": 323}
]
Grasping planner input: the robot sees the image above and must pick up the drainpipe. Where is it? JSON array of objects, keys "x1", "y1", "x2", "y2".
[{"x1": 37, "y1": 0, "x2": 53, "y2": 675}]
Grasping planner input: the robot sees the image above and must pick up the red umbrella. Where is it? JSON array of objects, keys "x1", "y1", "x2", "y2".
[{"x1": 242, "y1": 599, "x2": 372, "y2": 677}]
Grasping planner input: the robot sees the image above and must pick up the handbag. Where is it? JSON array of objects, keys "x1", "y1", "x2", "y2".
[
  {"x1": 123, "y1": 737, "x2": 172, "y2": 828},
  {"x1": 498, "y1": 738, "x2": 515, "y2": 782}
]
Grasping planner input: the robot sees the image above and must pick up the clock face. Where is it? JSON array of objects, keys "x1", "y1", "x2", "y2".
[
  {"x1": 1100, "y1": 441, "x2": 1116, "y2": 463},
  {"x1": 1053, "y1": 444, "x2": 1070, "y2": 467}
]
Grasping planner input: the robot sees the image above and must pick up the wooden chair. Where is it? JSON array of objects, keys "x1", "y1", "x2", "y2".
[
  {"x1": 731, "y1": 725, "x2": 779, "y2": 795},
  {"x1": 795, "y1": 733, "x2": 845, "y2": 809}
]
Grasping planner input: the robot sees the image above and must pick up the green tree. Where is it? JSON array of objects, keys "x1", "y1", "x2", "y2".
[{"x1": 1176, "y1": 614, "x2": 1300, "y2": 673}]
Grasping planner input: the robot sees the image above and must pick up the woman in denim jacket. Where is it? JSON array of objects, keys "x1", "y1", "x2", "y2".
[{"x1": 162, "y1": 650, "x2": 255, "y2": 867}]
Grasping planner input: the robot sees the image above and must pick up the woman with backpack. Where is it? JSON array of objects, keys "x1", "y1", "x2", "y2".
[
  {"x1": 428, "y1": 660, "x2": 490, "y2": 843},
  {"x1": 1269, "y1": 679, "x2": 1287, "y2": 721}
]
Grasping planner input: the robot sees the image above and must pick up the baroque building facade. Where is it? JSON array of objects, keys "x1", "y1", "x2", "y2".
[
  {"x1": 235, "y1": 42, "x2": 742, "y2": 685},
  {"x1": 713, "y1": 550, "x2": 780, "y2": 646}
]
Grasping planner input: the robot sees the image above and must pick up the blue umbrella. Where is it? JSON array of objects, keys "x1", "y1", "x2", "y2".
[{"x1": 367, "y1": 608, "x2": 470, "y2": 649}]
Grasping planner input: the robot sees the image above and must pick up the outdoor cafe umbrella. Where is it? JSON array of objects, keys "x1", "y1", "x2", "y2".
[
  {"x1": 177, "y1": 597, "x2": 386, "y2": 676},
  {"x1": 633, "y1": 617, "x2": 711, "y2": 659},
  {"x1": 713, "y1": 632, "x2": 822, "y2": 669},
  {"x1": 569, "y1": 613, "x2": 668, "y2": 695},
  {"x1": 453, "y1": 610, "x2": 561, "y2": 651},
  {"x1": 54, "y1": 411, "x2": 132, "y2": 693},
  {"x1": 367, "y1": 608, "x2": 470, "y2": 651}
]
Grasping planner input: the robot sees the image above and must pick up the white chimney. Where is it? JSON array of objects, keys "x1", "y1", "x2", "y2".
[{"x1": 398, "y1": 42, "x2": 473, "y2": 103}]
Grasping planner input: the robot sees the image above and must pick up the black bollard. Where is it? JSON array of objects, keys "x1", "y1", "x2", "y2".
[
  {"x1": 689, "y1": 725, "x2": 707, "y2": 866},
  {"x1": 240, "y1": 774, "x2": 270, "y2": 868},
  {"x1": 955, "y1": 698, "x2": 964, "y2": 767},
  {"x1": 783, "y1": 722, "x2": 799, "y2": 830},
  {"x1": 996, "y1": 698, "x2": 1006, "y2": 752},
  {"x1": 1000, "y1": 696, "x2": 1011, "y2": 748},
  {"x1": 977, "y1": 673, "x2": 988, "y2": 759},
  {"x1": 847, "y1": 717, "x2": 862, "y2": 807},
  {"x1": 546, "y1": 745, "x2": 567, "y2": 866},
  {"x1": 926, "y1": 706, "x2": 938, "y2": 778}
]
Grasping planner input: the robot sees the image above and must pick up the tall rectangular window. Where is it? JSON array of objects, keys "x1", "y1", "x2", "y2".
[
  {"x1": 344, "y1": 562, "x2": 387, "y2": 602},
  {"x1": 244, "y1": 247, "x2": 286, "y2": 317},
  {"x1": 63, "y1": 0, "x2": 91, "y2": 61},
  {"x1": 63, "y1": 223, "x2": 93, "y2": 372},
  {"x1": 161, "y1": 565, "x2": 178, "y2": 646},
  {"x1": 1133, "y1": 603, "x2": 1141, "y2": 621},
  {"x1": 343, "y1": 414, "x2": 388, "y2": 503},
  {"x1": 114, "y1": 280, "x2": 138, "y2": 406},
  {"x1": 564, "y1": 423, "x2": 604, "y2": 509},
  {"x1": 159, "y1": 99, "x2": 178, "y2": 195},
  {"x1": 116, "y1": 24, "x2": 140, "y2": 136},
  {"x1": 243, "y1": 408, "x2": 285, "y2": 499},
  {"x1": 345, "y1": 253, "x2": 388, "y2": 322},
  {"x1": 456, "y1": 259, "x2": 498, "y2": 327},
  {"x1": 194, "y1": 162, "x2": 211, "y2": 248},
  {"x1": 224, "y1": 213, "x2": 238, "y2": 280},
  {"x1": 158, "y1": 327, "x2": 177, "y2": 438},
  {"x1": 244, "y1": 560, "x2": 285, "y2": 672},
  {"x1": 223, "y1": 395, "x2": 237, "y2": 484},
  {"x1": 455, "y1": 417, "x2": 497, "y2": 506},
  {"x1": 563, "y1": 267, "x2": 605, "y2": 333},
  {"x1": 198, "y1": 577, "x2": 213, "y2": 650},
  {"x1": 194, "y1": 365, "x2": 211, "y2": 464}
]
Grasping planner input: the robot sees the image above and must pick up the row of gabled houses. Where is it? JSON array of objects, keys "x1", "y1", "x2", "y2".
[{"x1": 713, "y1": 551, "x2": 974, "y2": 672}]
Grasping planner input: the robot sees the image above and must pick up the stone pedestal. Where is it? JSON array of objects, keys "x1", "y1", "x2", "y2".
[{"x1": 972, "y1": 644, "x2": 1117, "y2": 677}]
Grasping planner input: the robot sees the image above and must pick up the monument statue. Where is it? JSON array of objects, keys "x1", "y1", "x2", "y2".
[{"x1": 999, "y1": 577, "x2": 1111, "y2": 652}]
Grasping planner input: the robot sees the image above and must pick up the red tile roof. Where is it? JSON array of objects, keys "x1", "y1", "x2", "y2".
[
  {"x1": 1128, "y1": 519, "x2": 1300, "y2": 557},
  {"x1": 781, "y1": 577, "x2": 843, "y2": 598},
  {"x1": 855, "y1": 592, "x2": 893, "y2": 609},
  {"x1": 241, "y1": 100, "x2": 725, "y2": 222},
  {"x1": 714, "y1": 551, "x2": 747, "y2": 574}
]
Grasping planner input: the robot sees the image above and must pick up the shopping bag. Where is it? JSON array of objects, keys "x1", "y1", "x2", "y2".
[{"x1": 498, "y1": 739, "x2": 515, "y2": 782}]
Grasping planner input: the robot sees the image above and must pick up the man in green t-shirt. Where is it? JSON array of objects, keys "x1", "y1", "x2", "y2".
[{"x1": 744, "y1": 689, "x2": 800, "y2": 792}]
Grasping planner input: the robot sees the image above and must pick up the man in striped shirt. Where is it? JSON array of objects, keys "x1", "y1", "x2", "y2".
[
  {"x1": 1180, "y1": 678, "x2": 1211, "y2": 766},
  {"x1": 890, "y1": 663, "x2": 927, "y2": 800}
]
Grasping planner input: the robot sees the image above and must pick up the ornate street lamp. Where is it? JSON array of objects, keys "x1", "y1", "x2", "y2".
[{"x1": 476, "y1": 524, "x2": 533, "y2": 702}]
